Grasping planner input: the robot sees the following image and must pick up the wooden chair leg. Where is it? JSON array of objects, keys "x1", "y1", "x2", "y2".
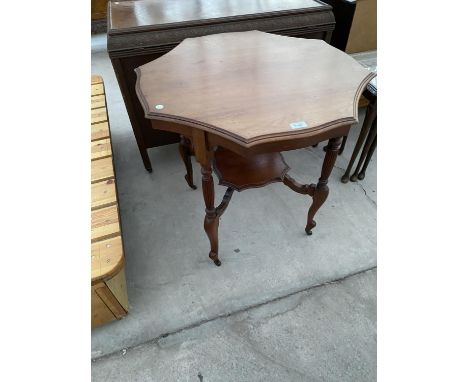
[
  {"x1": 341, "y1": 99, "x2": 377, "y2": 183},
  {"x1": 178, "y1": 135, "x2": 197, "y2": 189},
  {"x1": 351, "y1": 120, "x2": 376, "y2": 182},
  {"x1": 358, "y1": 135, "x2": 377, "y2": 180},
  {"x1": 305, "y1": 136, "x2": 342, "y2": 235}
]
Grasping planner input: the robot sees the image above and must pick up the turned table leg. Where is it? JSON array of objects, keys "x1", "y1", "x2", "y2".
[
  {"x1": 201, "y1": 165, "x2": 220, "y2": 265},
  {"x1": 201, "y1": 164, "x2": 234, "y2": 266},
  {"x1": 341, "y1": 98, "x2": 377, "y2": 183},
  {"x1": 179, "y1": 135, "x2": 197, "y2": 189},
  {"x1": 323, "y1": 135, "x2": 347, "y2": 155},
  {"x1": 305, "y1": 136, "x2": 342, "y2": 235},
  {"x1": 358, "y1": 135, "x2": 377, "y2": 180},
  {"x1": 350, "y1": 120, "x2": 377, "y2": 182}
]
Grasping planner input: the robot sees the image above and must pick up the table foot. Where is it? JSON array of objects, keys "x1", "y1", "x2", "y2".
[
  {"x1": 307, "y1": 137, "x2": 342, "y2": 234},
  {"x1": 202, "y1": 163, "x2": 235, "y2": 267},
  {"x1": 341, "y1": 174, "x2": 350, "y2": 183},
  {"x1": 283, "y1": 138, "x2": 341, "y2": 235},
  {"x1": 305, "y1": 220, "x2": 316, "y2": 235},
  {"x1": 209, "y1": 252, "x2": 222, "y2": 266},
  {"x1": 185, "y1": 175, "x2": 197, "y2": 189},
  {"x1": 139, "y1": 146, "x2": 153, "y2": 173},
  {"x1": 306, "y1": 188, "x2": 329, "y2": 234}
]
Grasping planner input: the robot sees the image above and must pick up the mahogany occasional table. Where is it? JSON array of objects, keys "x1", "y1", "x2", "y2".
[
  {"x1": 108, "y1": 0, "x2": 335, "y2": 172},
  {"x1": 135, "y1": 31, "x2": 375, "y2": 266}
]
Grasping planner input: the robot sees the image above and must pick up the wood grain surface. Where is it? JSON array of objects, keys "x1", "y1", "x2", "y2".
[
  {"x1": 91, "y1": 138, "x2": 112, "y2": 160},
  {"x1": 91, "y1": 236, "x2": 124, "y2": 283},
  {"x1": 91, "y1": 205, "x2": 121, "y2": 243},
  {"x1": 136, "y1": 31, "x2": 375, "y2": 148},
  {"x1": 91, "y1": 179, "x2": 117, "y2": 211},
  {"x1": 90, "y1": 76, "x2": 128, "y2": 327},
  {"x1": 92, "y1": 157, "x2": 114, "y2": 184},
  {"x1": 90, "y1": 76, "x2": 125, "y2": 281},
  {"x1": 91, "y1": 121, "x2": 110, "y2": 142},
  {"x1": 213, "y1": 148, "x2": 289, "y2": 191},
  {"x1": 109, "y1": 0, "x2": 323, "y2": 31}
]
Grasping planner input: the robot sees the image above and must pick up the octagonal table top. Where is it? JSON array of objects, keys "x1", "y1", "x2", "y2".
[{"x1": 135, "y1": 31, "x2": 375, "y2": 148}]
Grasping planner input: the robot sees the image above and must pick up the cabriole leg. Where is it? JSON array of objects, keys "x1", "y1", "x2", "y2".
[
  {"x1": 179, "y1": 135, "x2": 197, "y2": 189},
  {"x1": 305, "y1": 136, "x2": 342, "y2": 235},
  {"x1": 201, "y1": 165, "x2": 220, "y2": 265}
]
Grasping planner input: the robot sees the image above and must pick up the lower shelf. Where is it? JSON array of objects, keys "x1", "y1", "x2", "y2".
[{"x1": 213, "y1": 148, "x2": 290, "y2": 191}]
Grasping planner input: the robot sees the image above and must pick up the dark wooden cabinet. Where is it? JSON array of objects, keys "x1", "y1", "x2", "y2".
[
  {"x1": 321, "y1": 0, "x2": 356, "y2": 51},
  {"x1": 107, "y1": 0, "x2": 335, "y2": 172}
]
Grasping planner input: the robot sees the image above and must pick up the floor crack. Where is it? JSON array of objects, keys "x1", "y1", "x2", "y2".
[
  {"x1": 235, "y1": 332, "x2": 311, "y2": 379},
  {"x1": 92, "y1": 266, "x2": 377, "y2": 362},
  {"x1": 356, "y1": 181, "x2": 377, "y2": 207}
]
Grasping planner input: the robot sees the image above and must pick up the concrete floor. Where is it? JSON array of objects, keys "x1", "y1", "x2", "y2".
[
  {"x1": 91, "y1": 35, "x2": 377, "y2": 379},
  {"x1": 93, "y1": 269, "x2": 376, "y2": 382}
]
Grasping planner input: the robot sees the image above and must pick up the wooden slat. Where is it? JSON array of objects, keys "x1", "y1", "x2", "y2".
[
  {"x1": 91, "y1": 75, "x2": 103, "y2": 85},
  {"x1": 92, "y1": 178, "x2": 117, "y2": 210},
  {"x1": 91, "y1": 204, "x2": 120, "y2": 243},
  {"x1": 91, "y1": 94, "x2": 106, "y2": 110},
  {"x1": 91, "y1": 138, "x2": 112, "y2": 160},
  {"x1": 92, "y1": 107, "x2": 107, "y2": 124},
  {"x1": 92, "y1": 283, "x2": 117, "y2": 328},
  {"x1": 95, "y1": 284, "x2": 127, "y2": 318},
  {"x1": 91, "y1": 236, "x2": 124, "y2": 282},
  {"x1": 91, "y1": 121, "x2": 110, "y2": 141},
  {"x1": 91, "y1": 75, "x2": 128, "y2": 327},
  {"x1": 106, "y1": 268, "x2": 129, "y2": 311},
  {"x1": 92, "y1": 156, "x2": 114, "y2": 184},
  {"x1": 91, "y1": 83, "x2": 104, "y2": 96}
]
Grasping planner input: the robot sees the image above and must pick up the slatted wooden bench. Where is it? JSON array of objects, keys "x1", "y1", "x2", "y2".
[{"x1": 91, "y1": 75, "x2": 129, "y2": 328}]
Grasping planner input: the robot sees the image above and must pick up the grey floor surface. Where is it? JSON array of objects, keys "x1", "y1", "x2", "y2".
[
  {"x1": 91, "y1": 34, "x2": 377, "y2": 379},
  {"x1": 92, "y1": 269, "x2": 376, "y2": 382}
]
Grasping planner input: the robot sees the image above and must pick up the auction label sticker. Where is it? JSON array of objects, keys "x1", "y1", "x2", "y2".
[{"x1": 289, "y1": 121, "x2": 308, "y2": 129}]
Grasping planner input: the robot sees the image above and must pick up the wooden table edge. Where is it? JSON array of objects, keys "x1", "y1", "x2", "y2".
[{"x1": 135, "y1": 67, "x2": 375, "y2": 150}]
